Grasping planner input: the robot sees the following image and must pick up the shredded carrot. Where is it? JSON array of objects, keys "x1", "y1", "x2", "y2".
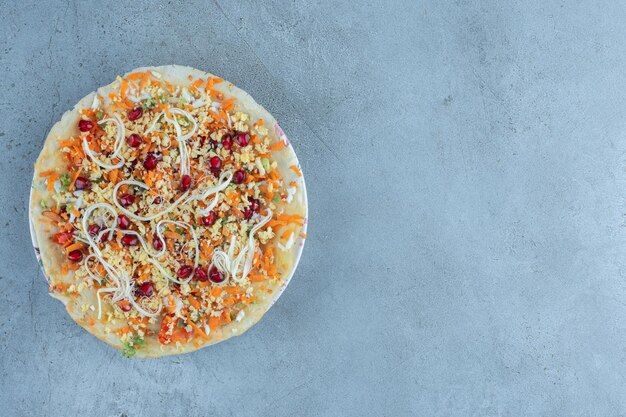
[
  {"x1": 189, "y1": 296, "x2": 200, "y2": 309},
  {"x1": 120, "y1": 79, "x2": 129, "y2": 98},
  {"x1": 69, "y1": 169, "x2": 81, "y2": 191},
  {"x1": 289, "y1": 165, "x2": 302, "y2": 177},
  {"x1": 205, "y1": 77, "x2": 224, "y2": 90},
  {"x1": 249, "y1": 273, "x2": 265, "y2": 283},
  {"x1": 42, "y1": 211, "x2": 63, "y2": 223},
  {"x1": 270, "y1": 141, "x2": 287, "y2": 151},
  {"x1": 109, "y1": 169, "x2": 119, "y2": 184},
  {"x1": 210, "y1": 286, "x2": 222, "y2": 298},
  {"x1": 191, "y1": 78, "x2": 203, "y2": 90},
  {"x1": 126, "y1": 72, "x2": 145, "y2": 81},
  {"x1": 187, "y1": 316, "x2": 209, "y2": 339},
  {"x1": 165, "y1": 231, "x2": 183, "y2": 240},
  {"x1": 139, "y1": 71, "x2": 151, "y2": 91},
  {"x1": 64, "y1": 242, "x2": 86, "y2": 254},
  {"x1": 208, "y1": 316, "x2": 219, "y2": 331},
  {"x1": 221, "y1": 97, "x2": 236, "y2": 111},
  {"x1": 209, "y1": 89, "x2": 224, "y2": 101}
]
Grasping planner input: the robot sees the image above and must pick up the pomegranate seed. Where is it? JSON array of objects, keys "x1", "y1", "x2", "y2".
[
  {"x1": 119, "y1": 303, "x2": 131, "y2": 312},
  {"x1": 201, "y1": 212, "x2": 217, "y2": 227},
  {"x1": 209, "y1": 266, "x2": 225, "y2": 283},
  {"x1": 153, "y1": 196, "x2": 163, "y2": 204},
  {"x1": 152, "y1": 237, "x2": 164, "y2": 251},
  {"x1": 88, "y1": 224, "x2": 101, "y2": 236},
  {"x1": 74, "y1": 176, "x2": 91, "y2": 190},
  {"x1": 117, "y1": 214, "x2": 131, "y2": 229},
  {"x1": 195, "y1": 268, "x2": 208, "y2": 282},
  {"x1": 248, "y1": 197, "x2": 260, "y2": 213},
  {"x1": 119, "y1": 193, "x2": 134, "y2": 207},
  {"x1": 237, "y1": 133, "x2": 250, "y2": 146},
  {"x1": 128, "y1": 107, "x2": 143, "y2": 121},
  {"x1": 221, "y1": 134, "x2": 233, "y2": 150},
  {"x1": 121, "y1": 235, "x2": 139, "y2": 246},
  {"x1": 180, "y1": 174, "x2": 192, "y2": 191},
  {"x1": 136, "y1": 282, "x2": 154, "y2": 297},
  {"x1": 143, "y1": 153, "x2": 158, "y2": 170},
  {"x1": 177, "y1": 265, "x2": 193, "y2": 278},
  {"x1": 233, "y1": 169, "x2": 246, "y2": 184},
  {"x1": 126, "y1": 133, "x2": 142, "y2": 147},
  {"x1": 78, "y1": 119, "x2": 94, "y2": 132},
  {"x1": 243, "y1": 208, "x2": 253, "y2": 220},
  {"x1": 68, "y1": 250, "x2": 83, "y2": 262},
  {"x1": 209, "y1": 156, "x2": 222, "y2": 170}
]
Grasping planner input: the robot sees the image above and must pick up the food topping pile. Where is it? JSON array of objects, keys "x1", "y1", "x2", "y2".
[{"x1": 37, "y1": 71, "x2": 304, "y2": 355}]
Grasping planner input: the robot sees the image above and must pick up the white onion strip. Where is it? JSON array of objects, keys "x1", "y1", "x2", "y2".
[
  {"x1": 211, "y1": 210, "x2": 273, "y2": 283},
  {"x1": 82, "y1": 115, "x2": 126, "y2": 170},
  {"x1": 113, "y1": 180, "x2": 190, "y2": 222},
  {"x1": 145, "y1": 220, "x2": 199, "y2": 284}
]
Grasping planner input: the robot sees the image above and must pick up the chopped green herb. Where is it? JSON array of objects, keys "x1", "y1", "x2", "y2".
[
  {"x1": 175, "y1": 227, "x2": 184, "y2": 235},
  {"x1": 179, "y1": 97, "x2": 188, "y2": 107},
  {"x1": 176, "y1": 116, "x2": 189, "y2": 127},
  {"x1": 261, "y1": 158, "x2": 271, "y2": 173},
  {"x1": 59, "y1": 173, "x2": 71, "y2": 191},
  {"x1": 95, "y1": 110, "x2": 104, "y2": 120},
  {"x1": 158, "y1": 93, "x2": 169, "y2": 104},
  {"x1": 39, "y1": 199, "x2": 50, "y2": 210},
  {"x1": 141, "y1": 97, "x2": 157, "y2": 110},
  {"x1": 121, "y1": 335, "x2": 145, "y2": 358},
  {"x1": 272, "y1": 192, "x2": 281, "y2": 204}
]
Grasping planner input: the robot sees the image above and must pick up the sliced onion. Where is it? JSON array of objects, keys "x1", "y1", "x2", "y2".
[{"x1": 113, "y1": 180, "x2": 190, "y2": 222}]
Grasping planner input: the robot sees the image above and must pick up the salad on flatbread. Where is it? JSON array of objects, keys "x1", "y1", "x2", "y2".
[{"x1": 30, "y1": 65, "x2": 307, "y2": 357}]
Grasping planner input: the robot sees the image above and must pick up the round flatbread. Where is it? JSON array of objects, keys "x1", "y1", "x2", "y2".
[{"x1": 30, "y1": 65, "x2": 307, "y2": 357}]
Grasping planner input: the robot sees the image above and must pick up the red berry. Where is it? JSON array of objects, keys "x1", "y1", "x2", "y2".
[
  {"x1": 181, "y1": 174, "x2": 192, "y2": 191},
  {"x1": 233, "y1": 169, "x2": 246, "y2": 184},
  {"x1": 237, "y1": 133, "x2": 250, "y2": 146},
  {"x1": 152, "y1": 237, "x2": 164, "y2": 251},
  {"x1": 177, "y1": 265, "x2": 193, "y2": 278},
  {"x1": 128, "y1": 107, "x2": 143, "y2": 121},
  {"x1": 74, "y1": 176, "x2": 91, "y2": 190},
  {"x1": 88, "y1": 224, "x2": 101, "y2": 236},
  {"x1": 201, "y1": 212, "x2": 217, "y2": 227},
  {"x1": 121, "y1": 234, "x2": 139, "y2": 246},
  {"x1": 209, "y1": 266, "x2": 225, "y2": 283},
  {"x1": 221, "y1": 134, "x2": 232, "y2": 150},
  {"x1": 209, "y1": 156, "x2": 222, "y2": 170},
  {"x1": 119, "y1": 193, "x2": 134, "y2": 207},
  {"x1": 78, "y1": 119, "x2": 94, "y2": 132},
  {"x1": 126, "y1": 133, "x2": 142, "y2": 147},
  {"x1": 117, "y1": 214, "x2": 131, "y2": 229},
  {"x1": 195, "y1": 268, "x2": 208, "y2": 282},
  {"x1": 136, "y1": 282, "x2": 154, "y2": 297},
  {"x1": 243, "y1": 208, "x2": 253, "y2": 220},
  {"x1": 68, "y1": 250, "x2": 83, "y2": 262},
  {"x1": 153, "y1": 196, "x2": 163, "y2": 204},
  {"x1": 143, "y1": 153, "x2": 158, "y2": 170},
  {"x1": 248, "y1": 197, "x2": 259, "y2": 213}
]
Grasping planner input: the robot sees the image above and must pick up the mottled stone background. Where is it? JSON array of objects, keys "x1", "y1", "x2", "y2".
[{"x1": 2, "y1": 0, "x2": 626, "y2": 416}]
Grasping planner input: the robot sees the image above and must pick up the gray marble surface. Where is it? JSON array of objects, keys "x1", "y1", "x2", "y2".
[{"x1": 2, "y1": 0, "x2": 626, "y2": 415}]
